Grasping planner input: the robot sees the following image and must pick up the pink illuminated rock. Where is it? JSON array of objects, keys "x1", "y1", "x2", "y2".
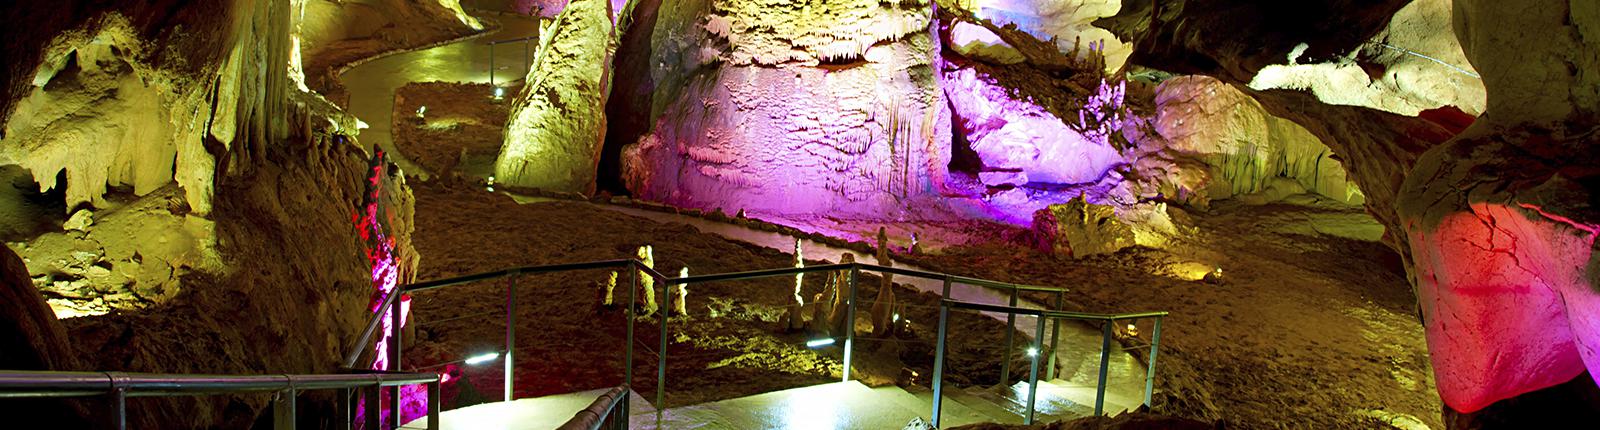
[
  {"x1": 494, "y1": 0, "x2": 616, "y2": 194},
  {"x1": 624, "y1": 0, "x2": 950, "y2": 218},
  {"x1": 944, "y1": 68, "x2": 1123, "y2": 186},
  {"x1": 951, "y1": 22, "x2": 1025, "y2": 65},
  {"x1": 1406, "y1": 202, "x2": 1593, "y2": 412}
]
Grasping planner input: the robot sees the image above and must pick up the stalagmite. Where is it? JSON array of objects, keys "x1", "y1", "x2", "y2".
[
  {"x1": 781, "y1": 239, "x2": 808, "y2": 331},
  {"x1": 636, "y1": 245, "x2": 656, "y2": 316},
  {"x1": 674, "y1": 267, "x2": 689, "y2": 316},
  {"x1": 870, "y1": 228, "x2": 897, "y2": 336},
  {"x1": 598, "y1": 271, "x2": 618, "y2": 307}
]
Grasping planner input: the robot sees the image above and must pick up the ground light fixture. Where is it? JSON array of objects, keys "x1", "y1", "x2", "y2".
[
  {"x1": 493, "y1": 86, "x2": 506, "y2": 99},
  {"x1": 806, "y1": 338, "x2": 836, "y2": 348},
  {"x1": 465, "y1": 351, "x2": 502, "y2": 365},
  {"x1": 1026, "y1": 346, "x2": 1039, "y2": 357}
]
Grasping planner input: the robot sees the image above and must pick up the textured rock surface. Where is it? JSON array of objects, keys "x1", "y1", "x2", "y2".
[
  {"x1": 1032, "y1": 194, "x2": 1136, "y2": 258},
  {"x1": 0, "y1": 245, "x2": 88, "y2": 427},
  {"x1": 945, "y1": 68, "x2": 1123, "y2": 186},
  {"x1": 1154, "y1": 76, "x2": 1362, "y2": 204},
  {"x1": 1246, "y1": 0, "x2": 1486, "y2": 117},
  {"x1": 951, "y1": 22, "x2": 1025, "y2": 65},
  {"x1": 1395, "y1": 0, "x2": 1600, "y2": 415},
  {"x1": 1103, "y1": 0, "x2": 1600, "y2": 421},
  {"x1": 0, "y1": 0, "x2": 424, "y2": 427},
  {"x1": 961, "y1": 0, "x2": 1131, "y2": 73},
  {"x1": 624, "y1": 0, "x2": 951, "y2": 218},
  {"x1": 494, "y1": 0, "x2": 616, "y2": 194}
]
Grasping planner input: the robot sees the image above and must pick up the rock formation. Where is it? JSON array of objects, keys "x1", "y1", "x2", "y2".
[
  {"x1": 0, "y1": 0, "x2": 426, "y2": 426},
  {"x1": 1033, "y1": 193, "x2": 1135, "y2": 258},
  {"x1": 494, "y1": 0, "x2": 618, "y2": 194},
  {"x1": 870, "y1": 227, "x2": 897, "y2": 336},
  {"x1": 673, "y1": 266, "x2": 689, "y2": 316},
  {"x1": 1099, "y1": 0, "x2": 1600, "y2": 423},
  {"x1": 623, "y1": 0, "x2": 952, "y2": 219},
  {"x1": 636, "y1": 244, "x2": 657, "y2": 316}
]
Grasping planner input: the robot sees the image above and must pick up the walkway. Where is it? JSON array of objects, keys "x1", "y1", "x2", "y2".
[
  {"x1": 405, "y1": 379, "x2": 1145, "y2": 429},
  {"x1": 340, "y1": 14, "x2": 541, "y2": 178}
]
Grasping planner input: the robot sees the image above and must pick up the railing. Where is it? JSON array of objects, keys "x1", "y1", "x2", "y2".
[
  {"x1": 557, "y1": 384, "x2": 630, "y2": 430},
  {"x1": 929, "y1": 298, "x2": 1168, "y2": 427},
  {"x1": 487, "y1": 35, "x2": 538, "y2": 89},
  {"x1": 345, "y1": 258, "x2": 1168, "y2": 428},
  {"x1": 0, "y1": 370, "x2": 441, "y2": 430}
]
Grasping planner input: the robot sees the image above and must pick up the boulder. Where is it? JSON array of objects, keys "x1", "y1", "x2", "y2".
[
  {"x1": 494, "y1": 0, "x2": 617, "y2": 194},
  {"x1": 1032, "y1": 194, "x2": 1135, "y2": 258}
]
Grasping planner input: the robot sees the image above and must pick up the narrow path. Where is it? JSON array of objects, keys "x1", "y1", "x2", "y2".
[
  {"x1": 340, "y1": 14, "x2": 541, "y2": 178},
  {"x1": 340, "y1": 10, "x2": 1151, "y2": 422}
]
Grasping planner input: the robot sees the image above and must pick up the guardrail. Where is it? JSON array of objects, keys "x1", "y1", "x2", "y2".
[
  {"x1": 0, "y1": 370, "x2": 441, "y2": 430},
  {"x1": 345, "y1": 258, "x2": 1166, "y2": 428},
  {"x1": 930, "y1": 299, "x2": 1167, "y2": 427},
  {"x1": 487, "y1": 35, "x2": 539, "y2": 88},
  {"x1": 557, "y1": 384, "x2": 630, "y2": 430}
]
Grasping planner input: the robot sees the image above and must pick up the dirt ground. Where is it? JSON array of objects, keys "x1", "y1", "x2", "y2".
[
  {"x1": 908, "y1": 199, "x2": 1441, "y2": 429},
  {"x1": 402, "y1": 179, "x2": 1031, "y2": 410},
  {"x1": 391, "y1": 82, "x2": 519, "y2": 179},
  {"x1": 389, "y1": 81, "x2": 1442, "y2": 428}
]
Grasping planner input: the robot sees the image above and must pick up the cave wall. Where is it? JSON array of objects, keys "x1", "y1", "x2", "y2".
[
  {"x1": 0, "y1": 0, "x2": 422, "y2": 427},
  {"x1": 1396, "y1": 0, "x2": 1600, "y2": 417},
  {"x1": 493, "y1": 0, "x2": 617, "y2": 194},
  {"x1": 1098, "y1": 0, "x2": 1600, "y2": 422},
  {"x1": 620, "y1": 0, "x2": 952, "y2": 218}
]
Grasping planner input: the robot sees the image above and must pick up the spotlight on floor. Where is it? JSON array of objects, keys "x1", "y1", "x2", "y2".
[
  {"x1": 1026, "y1": 347, "x2": 1038, "y2": 357},
  {"x1": 805, "y1": 338, "x2": 836, "y2": 348},
  {"x1": 465, "y1": 352, "x2": 501, "y2": 365}
]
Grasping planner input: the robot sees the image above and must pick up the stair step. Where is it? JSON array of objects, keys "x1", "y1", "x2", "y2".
[{"x1": 940, "y1": 386, "x2": 1024, "y2": 425}]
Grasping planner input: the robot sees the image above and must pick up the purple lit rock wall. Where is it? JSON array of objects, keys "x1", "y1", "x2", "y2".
[{"x1": 623, "y1": 0, "x2": 952, "y2": 219}]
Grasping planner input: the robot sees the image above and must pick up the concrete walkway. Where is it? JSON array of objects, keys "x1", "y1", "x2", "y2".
[
  {"x1": 406, "y1": 378, "x2": 1145, "y2": 429},
  {"x1": 339, "y1": 14, "x2": 541, "y2": 178}
]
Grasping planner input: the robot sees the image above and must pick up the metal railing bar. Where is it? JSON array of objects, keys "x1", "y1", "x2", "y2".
[
  {"x1": 556, "y1": 384, "x2": 629, "y2": 430},
  {"x1": 0, "y1": 371, "x2": 439, "y2": 398},
  {"x1": 665, "y1": 263, "x2": 852, "y2": 285},
  {"x1": 487, "y1": 36, "x2": 538, "y2": 44},
  {"x1": 944, "y1": 300, "x2": 1046, "y2": 317},
  {"x1": 404, "y1": 259, "x2": 638, "y2": 292}
]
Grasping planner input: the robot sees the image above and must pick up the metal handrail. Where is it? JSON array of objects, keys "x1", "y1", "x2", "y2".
[
  {"x1": 930, "y1": 299, "x2": 1169, "y2": 427},
  {"x1": 0, "y1": 370, "x2": 442, "y2": 430},
  {"x1": 344, "y1": 258, "x2": 1160, "y2": 429},
  {"x1": 556, "y1": 384, "x2": 630, "y2": 430}
]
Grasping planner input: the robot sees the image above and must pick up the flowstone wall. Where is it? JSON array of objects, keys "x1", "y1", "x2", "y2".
[
  {"x1": 0, "y1": 0, "x2": 423, "y2": 427},
  {"x1": 619, "y1": 0, "x2": 953, "y2": 218},
  {"x1": 1100, "y1": 0, "x2": 1600, "y2": 424}
]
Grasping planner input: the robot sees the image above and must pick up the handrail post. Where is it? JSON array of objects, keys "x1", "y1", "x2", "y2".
[
  {"x1": 930, "y1": 287, "x2": 950, "y2": 429},
  {"x1": 389, "y1": 293, "x2": 403, "y2": 428},
  {"x1": 506, "y1": 274, "x2": 517, "y2": 402},
  {"x1": 1000, "y1": 288, "x2": 1017, "y2": 387},
  {"x1": 842, "y1": 265, "x2": 859, "y2": 382},
  {"x1": 112, "y1": 386, "x2": 127, "y2": 430},
  {"x1": 489, "y1": 42, "x2": 496, "y2": 87},
  {"x1": 364, "y1": 384, "x2": 381, "y2": 430},
  {"x1": 1144, "y1": 317, "x2": 1163, "y2": 408},
  {"x1": 655, "y1": 275, "x2": 669, "y2": 430},
  {"x1": 1095, "y1": 321, "x2": 1112, "y2": 416},
  {"x1": 1025, "y1": 315, "x2": 1045, "y2": 424},
  {"x1": 625, "y1": 264, "x2": 636, "y2": 387},
  {"x1": 427, "y1": 379, "x2": 441, "y2": 430},
  {"x1": 341, "y1": 388, "x2": 353, "y2": 430},
  {"x1": 274, "y1": 388, "x2": 297, "y2": 430},
  {"x1": 1047, "y1": 291, "x2": 1062, "y2": 380}
]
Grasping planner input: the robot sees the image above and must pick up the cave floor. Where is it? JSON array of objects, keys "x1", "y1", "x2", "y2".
[
  {"x1": 400, "y1": 176, "x2": 1439, "y2": 428},
  {"x1": 910, "y1": 198, "x2": 1442, "y2": 429},
  {"x1": 403, "y1": 179, "x2": 1040, "y2": 416}
]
